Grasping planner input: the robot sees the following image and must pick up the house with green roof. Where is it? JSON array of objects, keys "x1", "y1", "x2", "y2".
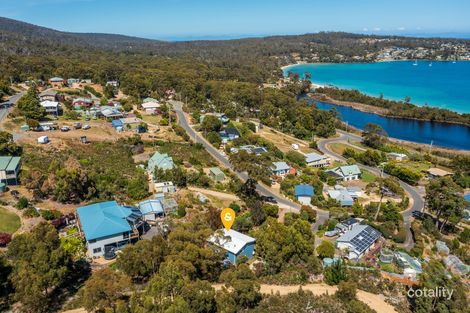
[
  {"x1": 327, "y1": 164, "x2": 361, "y2": 182},
  {"x1": 76, "y1": 201, "x2": 143, "y2": 257},
  {"x1": 0, "y1": 156, "x2": 21, "y2": 185},
  {"x1": 147, "y1": 152, "x2": 175, "y2": 177}
]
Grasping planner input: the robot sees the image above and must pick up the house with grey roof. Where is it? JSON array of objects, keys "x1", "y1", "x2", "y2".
[
  {"x1": 305, "y1": 152, "x2": 330, "y2": 168},
  {"x1": 270, "y1": 161, "x2": 291, "y2": 177},
  {"x1": 0, "y1": 156, "x2": 21, "y2": 185},
  {"x1": 336, "y1": 224, "x2": 381, "y2": 260},
  {"x1": 327, "y1": 165, "x2": 361, "y2": 182}
]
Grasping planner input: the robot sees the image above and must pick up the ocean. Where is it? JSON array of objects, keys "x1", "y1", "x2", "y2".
[{"x1": 284, "y1": 61, "x2": 470, "y2": 114}]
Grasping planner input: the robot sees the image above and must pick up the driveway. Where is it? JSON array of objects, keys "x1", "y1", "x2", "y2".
[{"x1": 170, "y1": 100, "x2": 329, "y2": 230}]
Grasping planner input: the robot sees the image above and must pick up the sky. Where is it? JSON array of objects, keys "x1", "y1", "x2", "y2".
[{"x1": 1, "y1": 0, "x2": 470, "y2": 40}]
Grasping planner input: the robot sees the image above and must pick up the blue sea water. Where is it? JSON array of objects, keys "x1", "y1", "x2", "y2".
[{"x1": 284, "y1": 61, "x2": 470, "y2": 113}]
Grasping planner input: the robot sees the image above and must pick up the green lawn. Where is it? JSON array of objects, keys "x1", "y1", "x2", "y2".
[
  {"x1": 361, "y1": 170, "x2": 377, "y2": 183},
  {"x1": 328, "y1": 142, "x2": 363, "y2": 155},
  {"x1": 0, "y1": 207, "x2": 21, "y2": 234}
]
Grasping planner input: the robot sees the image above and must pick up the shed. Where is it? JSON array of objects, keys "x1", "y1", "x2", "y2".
[
  {"x1": 294, "y1": 184, "x2": 314, "y2": 206},
  {"x1": 20, "y1": 124, "x2": 30, "y2": 132},
  {"x1": 139, "y1": 200, "x2": 165, "y2": 222},
  {"x1": 111, "y1": 119, "x2": 124, "y2": 128},
  {"x1": 209, "y1": 167, "x2": 225, "y2": 182}
]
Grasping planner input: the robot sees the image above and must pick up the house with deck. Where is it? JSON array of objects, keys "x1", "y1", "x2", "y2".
[
  {"x1": 305, "y1": 152, "x2": 330, "y2": 168},
  {"x1": 40, "y1": 100, "x2": 61, "y2": 115},
  {"x1": 270, "y1": 161, "x2": 291, "y2": 178},
  {"x1": 76, "y1": 201, "x2": 143, "y2": 258},
  {"x1": 327, "y1": 165, "x2": 361, "y2": 182},
  {"x1": 208, "y1": 229, "x2": 256, "y2": 264}
]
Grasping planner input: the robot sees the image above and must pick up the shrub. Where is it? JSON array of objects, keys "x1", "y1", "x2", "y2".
[
  {"x1": 16, "y1": 197, "x2": 29, "y2": 210},
  {"x1": 0, "y1": 232, "x2": 12, "y2": 246},
  {"x1": 41, "y1": 209, "x2": 63, "y2": 221},
  {"x1": 300, "y1": 205, "x2": 317, "y2": 222}
]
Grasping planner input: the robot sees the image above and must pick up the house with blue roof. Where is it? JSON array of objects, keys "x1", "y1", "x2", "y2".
[
  {"x1": 148, "y1": 152, "x2": 175, "y2": 177},
  {"x1": 76, "y1": 201, "x2": 143, "y2": 257},
  {"x1": 138, "y1": 199, "x2": 165, "y2": 223},
  {"x1": 207, "y1": 229, "x2": 256, "y2": 264},
  {"x1": 294, "y1": 184, "x2": 314, "y2": 205}
]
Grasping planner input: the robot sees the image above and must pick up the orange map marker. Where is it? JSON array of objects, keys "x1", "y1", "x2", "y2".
[{"x1": 220, "y1": 208, "x2": 236, "y2": 230}]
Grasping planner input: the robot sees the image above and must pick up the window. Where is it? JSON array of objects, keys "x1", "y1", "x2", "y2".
[
  {"x1": 89, "y1": 239, "x2": 96, "y2": 243},
  {"x1": 123, "y1": 232, "x2": 129, "y2": 239},
  {"x1": 93, "y1": 247, "x2": 102, "y2": 254}
]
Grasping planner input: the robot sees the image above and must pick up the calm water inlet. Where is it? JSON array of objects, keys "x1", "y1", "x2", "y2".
[{"x1": 314, "y1": 101, "x2": 470, "y2": 150}]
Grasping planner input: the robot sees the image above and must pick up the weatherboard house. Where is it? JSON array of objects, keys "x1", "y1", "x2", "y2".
[
  {"x1": 327, "y1": 165, "x2": 361, "y2": 182},
  {"x1": 336, "y1": 224, "x2": 381, "y2": 260},
  {"x1": 0, "y1": 156, "x2": 21, "y2": 185},
  {"x1": 148, "y1": 152, "x2": 175, "y2": 176},
  {"x1": 208, "y1": 229, "x2": 256, "y2": 264},
  {"x1": 76, "y1": 201, "x2": 143, "y2": 258}
]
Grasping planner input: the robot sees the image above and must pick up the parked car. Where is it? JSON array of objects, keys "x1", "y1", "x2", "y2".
[
  {"x1": 85, "y1": 117, "x2": 90, "y2": 121},
  {"x1": 73, "y1": 122, "x2": 82, "y2": 129},
  {"x1": 261, "y1": 195, "x2": 278, "y2": 204},
  {"x1": 60, "y1": 126, "x2": 70, "y2": 132},
  {"x1": 83, "y1": 124, "x2": 90, "y2": 130}
]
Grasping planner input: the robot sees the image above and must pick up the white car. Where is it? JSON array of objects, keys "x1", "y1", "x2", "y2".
[{"x1": 83, "y1": 124, "x2": 91, "y2": 130}]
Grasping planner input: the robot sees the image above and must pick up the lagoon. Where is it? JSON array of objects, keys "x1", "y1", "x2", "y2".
[
  {"x1": 313, "y1": 100, "x2": 470, "y2": 150},
  {"x1": 284, "y1": 61, "x2": 470, "y2": 113}
]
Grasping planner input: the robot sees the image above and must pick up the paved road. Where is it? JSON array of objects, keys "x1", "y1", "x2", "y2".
[
  {"x1": 317, "y1": 131, "x2": 424, "y2": 249},
  {"x1": 170, "y1": 100, "x2": 330, "y2": 230},
  {"x1": 0, "y1": 92, "x2": 24, "y2": 122},
  {"x1": 0, "y1": 92, "x2": 26, "y2": 141}
]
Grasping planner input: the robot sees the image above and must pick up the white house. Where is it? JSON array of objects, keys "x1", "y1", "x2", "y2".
[
  {"x1": 336, "y1": 224, "x2": 381, "y2": 260},
  {"x1": 305, "y1": 152, "x2": 330, "y2": 168},
  {"x1": 387, "y1": 152, "x2": 408, "y2": 161},
  {"x1": 270, "y1": 161, "x2": 290, "y2": 177},
  {"x1": 154, "y1": 181, "x2": 176, "y2": 194},
  {"x1": 141, "y1": 101, "x2": 160, "y2": 114},
  {"x1": 40, "y1": 100, "x2": 60, "y2": 115}
]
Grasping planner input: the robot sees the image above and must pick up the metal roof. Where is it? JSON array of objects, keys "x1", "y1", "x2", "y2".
[
  {"x1": 294, "y1": 184, "x2": 314, "y2": 197},
  {"x1": 0, "y1": 156, "x2": 20, "y2": 171},
  {"x1": 76, "y1": 201, "x2": 137, "y2": 241},
  {"x1": 208, "y1": 229, "x2": 255, "y2": 255},
  {"x1": 138, "y1": 200, "x2": 164, "y2": 215},
  {"x1": 337, "y1": 225, "x2": 381, "y2": 254},
  {"x1": 305, "y1": 152, "x2": 328, "y2": 163}
]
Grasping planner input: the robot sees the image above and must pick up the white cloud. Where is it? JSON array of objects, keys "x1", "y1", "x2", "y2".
[
  {"x1": 373, "y1": 27, "x2": 381, "y2": 31},
  {"x1": 362, "y1": 27, "x2": 368, "y2": 32},
  {"x1": 397, "y1": 27, "x2": 406, "y2": 31}
]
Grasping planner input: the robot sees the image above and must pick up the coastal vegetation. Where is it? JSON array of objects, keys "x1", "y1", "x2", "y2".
[{"x1": 314, "y1": 87, "x2": 470, "y2": 125}]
